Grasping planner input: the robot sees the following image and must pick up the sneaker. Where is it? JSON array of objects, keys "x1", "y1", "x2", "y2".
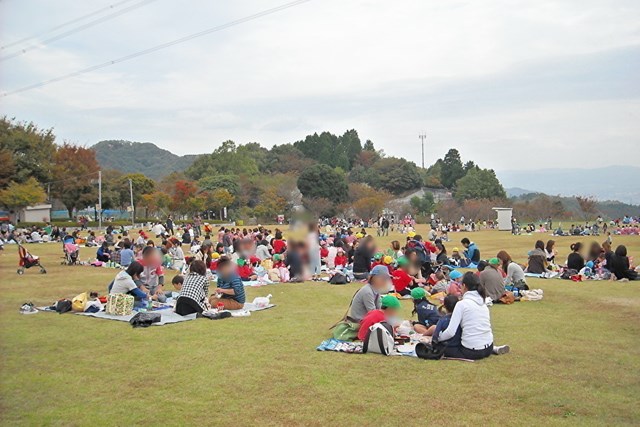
[
  {"x1": 493, "y1": 345, "x2": 510, "y2": 355},
  {"x1": 19, "y1": 302, "x2": 38, "y2": 315}
]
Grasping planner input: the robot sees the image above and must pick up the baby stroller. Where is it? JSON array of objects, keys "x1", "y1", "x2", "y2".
[
  {"x1": 17, "y1": 244, "x2": 47, "y2": 275},
  {"x1": 62, "y1": 242, "x2": 80, "y2": 265}
]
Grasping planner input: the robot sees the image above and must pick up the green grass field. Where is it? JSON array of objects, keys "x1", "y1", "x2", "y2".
[{"x1": 1, "y1": 227, "x2": 639, "y2": 426}]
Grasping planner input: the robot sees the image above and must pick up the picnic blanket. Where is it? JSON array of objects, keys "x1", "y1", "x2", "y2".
[{"x1": 77, "y1": 310, "x2": 197, "y2": 325}]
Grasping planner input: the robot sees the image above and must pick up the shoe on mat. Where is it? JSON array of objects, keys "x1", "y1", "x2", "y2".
[{"x1": 493, "y1": 345, "x2": 510, "y2": 355}]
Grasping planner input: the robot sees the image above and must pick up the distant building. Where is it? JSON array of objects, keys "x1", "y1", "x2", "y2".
[
  {"x1": 10, "y1": 204, "x2": 53, "y2": 223},
  {"x1": 492, "y1": 207, "x2": 513, "y2": 231}
]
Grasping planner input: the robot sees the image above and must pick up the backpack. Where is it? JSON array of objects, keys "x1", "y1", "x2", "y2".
[
  {"x1": 329, "y1": 272, "x2": 350, "y2": 285},
  {"x1": 55, "y1": 299, "x2": 72, "y2": 314},
  {"x1": 415, "y1": 341, "x2": 446, "y2": 360},
  {"x1": 407, "y1": 240, "x2": 428, "y2": 263},
  {"x1": 363, "y1": 322, "x2": 395, "y2": 356}
]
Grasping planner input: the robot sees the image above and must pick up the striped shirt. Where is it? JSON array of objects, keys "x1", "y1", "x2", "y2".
[
  {"x1": 177, "y1": 273, "x2": 210, "y2": 311},
  {"x1": 217, "y1": 274, "x2": 246, "y2": 304}
]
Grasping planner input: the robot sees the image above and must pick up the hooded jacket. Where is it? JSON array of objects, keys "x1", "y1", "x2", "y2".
[{"x1": 438, "y1": 290, "x2": 493, "y2": 350}]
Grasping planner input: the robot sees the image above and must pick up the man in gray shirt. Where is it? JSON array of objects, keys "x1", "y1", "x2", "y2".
[{"x1": 349, "y1": 265, "x2": 392, "y2": 322}]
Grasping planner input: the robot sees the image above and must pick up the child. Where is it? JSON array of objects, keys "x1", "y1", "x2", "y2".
[
  {"x1": 432, "y1": 295, "x2": 462, "y2": 348},
  {"x1": 334, "y1": 249, "x2": 347, "y2": 268},
  {"x1": 161, "y1": 248, "x2": 172, "y2": 269},
  {"x1": 209, "y1": 252, "x2": 221, "y2": 272},
  {"x1": 237, "y1": 258, "x2": 257, "y2": 281},
  {"x1": 430, "y1": 271, "x2": 449, "y2": 294},
  {"x1": 357, "y1": 295, "x2": 401, "y2": 341},
  {"x1": 370, "y1": 252, "x2": 384, "y2": 270},
  {"x1": 120, "y1": 241, "x2": 135, "y2": 267},
  {"x1": 446, "y1": 270, "x2": 464, "y2": 297},
  {"x1": 449, "y1": 247, "x2": 462, "y2": 266},
  {"x1": 171, "y1": 274, "x2": 184, "y2": 291},
  {"x1": 382, "y1": 255, "x2": 394, "y2": 273},
  {"x1": 410, "y1": 287, "x2": 440, "y2": 335},
  {"x1": 392, "y1": 256, "x2": 414, "y2": 296}
]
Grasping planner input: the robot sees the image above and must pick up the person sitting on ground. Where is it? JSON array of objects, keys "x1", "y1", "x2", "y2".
[
  {"x1": 357, "y1": 295, "x2": 401, "y2": 341},
  {"x1": 391, "y1": 256, "x2": 414, "y2": 296},
  {"x1": 410, "y1": 287, "x2": 440, "y2": 336},
  {"x1": 433, "y1": 295, "x2": 462, "y2": 350},
  {"x1": 449, "y1": 247, "x2": 462, "y2": 266},
  {"x1": 545, "y1": 240, "x2": 557, "y2": 265},
  {"x1": 435, "y1": 243, "x2": 448, "y2": 266},
  {"x1": 171, "y1": 274, "x2": 184, "y2": 291},
  {"x1": 175, "y1": 260, "x2": 210, "y2": 316},
  {"x1": 587, "y1": 241, "x2": 603, "y2": 262},
  {"x1": 353, "y1": 235, "x2": 376, "y2": 280},
  {"x1": 434, "y1": 272, "x2": 509, "y2": 359},
  {"x1": 567, "y1": 242, "x2": 586, "y2": 271},
  {"x1": 348, "y1": 265, "x2": 391, "y2": 323},
  {"x1": 497, "y1": 251, "x2": 527, "y2": 290},
  {"x1": 608, "y1": 245, "x2": 638, "y2": 281},
  {"x1": 138, "y1": 246, "x2": 166, "y2": 302},
  {"x1": 96, "y1": 242, "x2": 111, "y2": 262},
  {"x1": 255, "y1": 239, "x2": 271, "y2": 261},
  {"x1": 120, "y1": 241, "x2": 135, "y2": 267},
  {"x1": 526, "y1": 240, "x2": 547, "y2": 274},
  {"x1": 446, "y1": 269, "x2": 464, "y2": 297},
  {"x1": 237, "y1": 258, "x2": 257, "y2": 281},
  {"x1": 460, "y1": 238, "x2": 480, "y2": 267},
  {"x1": 210, "y1": 257, "x2": 246, "y2": 310},
  {"x1": 334, "y1": 248, "x2": 347, "y2": 268},
  {"x1": 480, "y1": 258, "x2": 506, "y2": 302},
  {"x1": 430, "y1": 271, "x2": 449, "y2": 294},
  {"x1": 108, "y1": 261, "x2": 147, "y2": 302}
]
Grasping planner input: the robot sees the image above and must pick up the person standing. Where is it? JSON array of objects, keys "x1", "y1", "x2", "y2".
[{"x1": 166, "y1": 215, "x2": 174, "y2": 236}]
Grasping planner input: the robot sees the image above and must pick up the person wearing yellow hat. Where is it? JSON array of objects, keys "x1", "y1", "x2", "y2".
[{"x1": 407, "y1": 231, "x2": 416, "y2": 238}]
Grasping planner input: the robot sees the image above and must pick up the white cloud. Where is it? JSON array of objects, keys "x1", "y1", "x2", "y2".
[{"x1": 1, "y1": 0, "x2": 639, "y2": 170}]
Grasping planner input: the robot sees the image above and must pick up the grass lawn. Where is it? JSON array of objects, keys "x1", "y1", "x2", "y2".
[{"x1": 1, "y1": 227, "x2": 639, "y2": 426}]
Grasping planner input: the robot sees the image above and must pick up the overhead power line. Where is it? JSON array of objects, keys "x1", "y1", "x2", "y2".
[
  {"x1": 0, "y1": 0, "x2": 160, "y2": 62},
  {"x1": 2, "y1": 0, "x2": 314, "y2": 97},
  {"x1": 2, "y1": 0, "x2": 142, "y2": 50}
]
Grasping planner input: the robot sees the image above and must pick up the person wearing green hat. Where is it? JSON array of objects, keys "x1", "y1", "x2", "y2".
[
  {"x1": 480, "y1": 257, "x2": 506, "y2": 302},
  {"x1": 410, "y1": 287, "x2": 440, "y2": 335},
  {"x1": 357, "y1": 294, "x2": 401, "y2": 341}
]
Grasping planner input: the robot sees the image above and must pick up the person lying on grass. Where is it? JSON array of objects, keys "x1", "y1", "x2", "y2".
[
  {"x1": 209, "y1": 257, "x2": 246, "y2": 310},
  {"x1": 410, "y1": 287, "x2": 440, "y2": 336},
  {"x1": 435, "y1": 272, "x2": 510, "y2": 360},
  {"x1": 357, "y1": 295, "x2": 401, "y2": 341}
]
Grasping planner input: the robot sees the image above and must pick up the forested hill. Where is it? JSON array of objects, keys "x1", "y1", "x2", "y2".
[{"x1": 92, "y1": 140, "x2": 197, "y2": 180}]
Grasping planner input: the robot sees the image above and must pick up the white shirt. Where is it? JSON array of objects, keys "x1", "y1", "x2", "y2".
[{"x1": 439, "y1": 291, "x2": 493, "y2": 350}]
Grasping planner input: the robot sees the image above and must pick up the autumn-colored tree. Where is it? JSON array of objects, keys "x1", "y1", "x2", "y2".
[
  {"x1": 302, "y1": 197, "x2": 335, "y2": 218},
  {"x1": 52, "y1": 143, "x2": 100, "y2": 218},
  {"x1": 576, "y1": 196, "x2": 598, "y2": 220},
  {"x1": 171, "y1": 180, "x2": 198, "y2": 214},
  {"x1": 139, "y1": 191, "x2": 172, "y2": 218},
  {"x1": 207, "y1": 188, "x2": 236, "y2": 219},
  {"x1": 0, "y1": 178, "x2": 47, "y2": 210},
  {"x1": 253, "y1": 188, "x2": 287, "y2": 222}
]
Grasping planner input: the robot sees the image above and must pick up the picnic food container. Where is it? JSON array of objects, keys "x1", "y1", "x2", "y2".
[{"x1": 105, "y1": 294, "x2": 134, "y2": 316}]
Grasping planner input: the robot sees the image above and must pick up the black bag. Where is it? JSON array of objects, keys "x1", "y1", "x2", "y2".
[
  {"x1": 560, "y1": 269, "x2": 578, "y2": 280},
  {"x1": 129, "y1": 312, "x2": 161, "y2": 328},
  {"x1": 200, "y1": 311, "x2": 232, "y2": 320},
  {"x1": 415, "y1": 341, "x2": 446, "y2": 360},
  {"x1": 329, "y1": 272, "x2": 350, "y2": 285},
  {"x1": 55, "y1": 299, "x2": 72, "y2": 314}
]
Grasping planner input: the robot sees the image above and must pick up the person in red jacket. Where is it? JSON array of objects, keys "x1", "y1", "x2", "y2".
[
  {"x1": 357, "y1": 295, "x2": 401, "y2": 341},
  {"x1": 392, "y1": 256, "x2": 414, "y2": 296},
  {"x1": 237, "y1": 258, "x2": 256, "y2": 281},
  {"x1": 334, "y1": 248, "x2": 347, "y2": 268}
]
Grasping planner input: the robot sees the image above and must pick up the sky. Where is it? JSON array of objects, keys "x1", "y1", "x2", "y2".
[{"x1": 1, "y1": 0, "x2": 639, "y2": 172}]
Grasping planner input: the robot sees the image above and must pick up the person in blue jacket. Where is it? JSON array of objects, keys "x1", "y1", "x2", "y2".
[
  {"x1": 433, "y1": 294, "x2": 462, "y2": 348},
  {"x1": 410, "y1": 287, "x2": 440, "y2": 335},
  {"x1": 460, "y1": 238, "x2": 480, "y2": 267}
]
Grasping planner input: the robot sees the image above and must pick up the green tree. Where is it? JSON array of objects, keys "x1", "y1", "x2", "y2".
[
  {"x1": 118, "y1": 173, "x2": 155, "y2": 218},
  {"x1": 297, "y1": 164, "x2": 348, "y2": 204},
  {"x1": 454, "y1": 168, "x2": 506, "y2": 202},
  {"x1": 207, "y1": 188, "x2": 235, "y2": 219},
  {"x1": 0, "y1": 117, "x2": 56, "y2": 185},
  {"x1": 363, "y1": 139, "x2": 375, "y2": 151},
  {"x1": 440, "y1": 148, "x2": 465, "y2": 189},
  {"x1": 0, "y1": 178, "x2": 47, "y2": 210},
  {"x1": 198, "y1": 175, "x2": 241, "y2": 197},
  {"x1": 410, "y1": 191, "x2": 435, "y2": 215},
  {"x1": 185, "y1": 141, "x2": 259, "y2": 180},
  {"x1": 372, "y1": 157, "x2": 422, "y2": 194}
]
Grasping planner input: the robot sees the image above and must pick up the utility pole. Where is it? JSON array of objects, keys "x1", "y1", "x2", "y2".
[
  {"x1": 418, "y1": 133, "x2": 427, "y2": 169},
  {"x1": 128, "y1": 178, "x2": 135, "y2": 226},
  {"x1": 98, "y1": 170, "x2": 102, "y2": 230}
]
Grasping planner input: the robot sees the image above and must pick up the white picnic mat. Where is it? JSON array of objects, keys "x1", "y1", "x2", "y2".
[{"x1": 76, "y1": 310, "x2": 197, "y2": 325}]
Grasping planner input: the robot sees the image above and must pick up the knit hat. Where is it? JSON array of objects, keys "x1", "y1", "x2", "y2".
[
  {"x1": 383, "y1": 255, "x2": 393, "y2": 265},
  {"x1": 488, "y1": 257, "x2": 500, "y2": 265},
  {"x1": 396, "y1": 256, "x2": 409, "y2": 267},
  {"x1": 449, "y1": 270, "x2": 463, "y2": 280},
  {"x1": 410, "y1": 287, "x2": 426, "y2": 300},
  {"x1": 381, "y1": 295, "x2": 401, "y2": 310}
]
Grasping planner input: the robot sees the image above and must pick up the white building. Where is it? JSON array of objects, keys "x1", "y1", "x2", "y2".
[
  {"x1": 492, "y1": 207, "x2": 513, "y2": 231},
  {"x1": 12, "y1": 204, "x2": 53, "y2": 223}
]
